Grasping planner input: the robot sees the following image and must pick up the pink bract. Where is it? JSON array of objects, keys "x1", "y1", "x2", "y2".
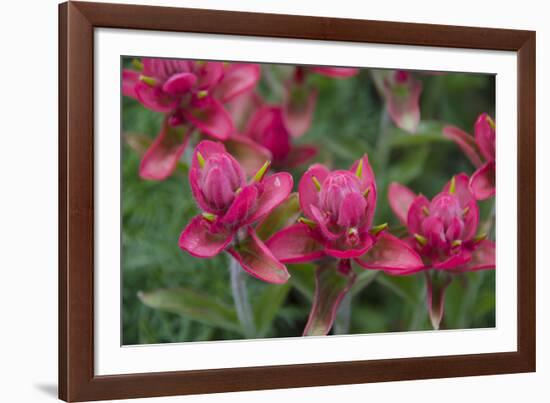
[
  {"x1": 444, "y1": 113, "x2": 496, "y2": 200},
  {"x1": 123, "y1": 58, "x2": 261, "y2": 180},
  {"x1": 267, "y1": 155, "x2": 423, "y2": 274},
  {"x1": 179, "y1": 140, "x2": 293, "y2": 284},
  {"x1": 388, "y1": 174, "x2": 496, "y2": 329}
]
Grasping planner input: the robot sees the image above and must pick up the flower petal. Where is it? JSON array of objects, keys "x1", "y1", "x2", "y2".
[
  {"x1": 139, "y1": 123, "x2": 191, "y2": 180},
  {"x1": 183, "y1": 97, "x2": 234, "y2": 140},
  {"x1": 475, "y1": 113, "x2": 496, "y2": 161},
  {"x1": 310, "y1": 204, "x2": 344, "y2": 241},
  {"x1": 284, "y1": 144, "x2": 318, "y2": 168},
  {"x1": 217, "y1": 63, "x2": 261, "y2": 103},
  {"x1": 407, "y1": 194, "x2": 430, "y2": 235},
  {"x1": 223, "y1": 135, "x2": 272, "y2": 177},
  {"x1": 325, "y1": 231, "x2": 374, "y2": 259},
  {"x1": 310, "y1": 67, "x2": 359, "y2": 77},
  {"x1": 461, "y1": 240, "x2": 495, "y2": 271},
  {"x1": 350, "y1": 154, "x2": 377, "y2": 227},
  {"x1": 245, "y1": 106, "x2": 291, "y2": 163},
  {"x1": 245, "y1": 172, "x2": 294, "y2": 225},
  {"x1": 221, "y1": 185, "x2": 259, "y2": 229},
  {"x1": 385, "y1": 76, "x2": 422, "y2": 133},
  {"x1": 462, "y1": 199, "x2": 480, "y2": 241},
  {"x1": 135, "y1": 81, "x2": 178, "y2": 113},
  {"x1": 298, "y1": 164, "x2": 330, "y2": 220},
  {"x1": 266, "y1": 223, "x2": 325, "y2": 263},
  {"x1": 388, "y1": 182, "x2": 416, "y2": 225},
  {"x1": 443, "y1": 125, "x2": 483, "y2": 167},
  {"x1": 142, "y1": 58, "x2": 191, "y2": 81},
  {"x1": 195, "y1": 61, "x2": 224, "y2": 89},
  {"x1": 162, "y1": 72, "x2": 197, "y2": 96},
  {"x1": 178, "y1": 215, "x2": 233, "y2": 258},
  {"x1": 189, "y1": 141, "x2": 245, "y2": 213},
  {"x1": 433, "y1": 249, "x2": 472, "y2": 270},
  {"x1": 122, "y1": 69, "x2": 140, "y2": 99},
  {"x1": 228, "y1": 228, "x2": 290, "y2": 284},
  {"x1": 303, "y1": 263, "x2": 356, "y2": 336},
  {"x1": 443, "y1": 173, "x2": 475, "y2": 208},
  {"x1": 354, "y1": 233, "x2": 424, "y2": 275},
  {"x1": 470, "y1": 161, "x2": 496, "y2": 200},
  {"x1": 283, "y1": 85, "x2": 318, "y2": 138}
]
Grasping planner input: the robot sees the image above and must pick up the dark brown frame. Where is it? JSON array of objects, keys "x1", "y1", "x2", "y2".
[{"x1": 59, "y1": 1, "x2": 536, "y2": 401}]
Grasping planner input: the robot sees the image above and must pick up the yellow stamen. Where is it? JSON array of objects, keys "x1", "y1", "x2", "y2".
[
  {"x1": 131, "y1": 58, "x2": 144, "y2": 71},
  {"x1": 370, "y1": 223, "x2": 388, "y2": 236},
  {"x1": 196, "y1": 151, "x2": 206, "y2": 169},
  {"x1": 486, "y1": 115, "x2": 496, "y2": 130},
  {"x1": 414, "y1": 233, "x2": 427, "y2": 246},
  {"x1": 298, "y1": 217, "x2": 317, "y2": 228},
  {"x1": 202, "y1": 212, "x2": 216, "y2": 222},
  {"x1": 449, "y1": 176, "x2": 456, "y2": 195},
  {"x1": 312, "y1": 176, "x2": 322, "y2": 192},
  {"x1": 139, "y1": 75, "x2": 157, "y2": 87},
  {"x1": 473, "y1": 233, "x2": 487, "y2": 243},
  {"x1": 253, "y1": 160, "x2": 271, "y2": 182},
  {"x1": 355, "y1": 158, "x2": 364, "y2": 178}
]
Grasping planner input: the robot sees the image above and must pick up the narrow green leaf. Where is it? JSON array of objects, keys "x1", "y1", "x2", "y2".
[
  {"x1": 253, "y1": 283, "x2": 291, "y2": 337},
  {"x1": 350, "y1": 268, "x2": 379, "y2": 297},
  {"x1": 287, "y1": 263, "x2": 316, "y2": 301},
  {"x1": 138, "y1": 288, "x2": 243, "y2": 334},
  {"x1": 375, "y1": 273, "x2": 420, "y2": 304}
]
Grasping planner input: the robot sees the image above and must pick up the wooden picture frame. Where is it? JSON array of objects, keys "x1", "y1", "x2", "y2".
[{"x1": 59, "y1": 1, "x2": 536, "y2": 401}]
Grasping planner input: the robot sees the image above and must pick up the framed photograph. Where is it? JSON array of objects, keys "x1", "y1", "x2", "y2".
[{"x1": 59, "y1": 1, "x2": 536, "y2": 401}]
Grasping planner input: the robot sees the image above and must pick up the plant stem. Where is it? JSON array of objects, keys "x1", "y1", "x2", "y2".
[
  {"x1": 334, "y1": 291, "x2": 352, "y2": 334},
  {"x1": 228, "y1": 254, "x2": 256, "y2": 338}
]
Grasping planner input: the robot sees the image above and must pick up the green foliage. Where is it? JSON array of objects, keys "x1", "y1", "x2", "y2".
[{"x1": 122, "y1": 61, "x2": 495, "y2": 344}]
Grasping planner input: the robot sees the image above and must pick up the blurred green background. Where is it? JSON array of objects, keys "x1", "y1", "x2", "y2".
[{"x1": 122, "y1": 60, "x2": 495, "y2": 345}]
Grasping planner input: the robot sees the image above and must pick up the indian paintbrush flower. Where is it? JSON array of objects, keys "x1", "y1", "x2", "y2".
[
  {"x1": 372, "y1": 69, "x2": 423, "y2": 133},
  {"x1": 443, "y1": 113, "x2": 496, "y2": 200},
  {"x1": 267, "y1": 155, "x2": 424, "y2": 335},
  {"x1": 178, "y1": 140, "x2": 293, "y2": 284},
  {"x1": 388, "y1": 174, "x2": 496, "y2": 329},
  {"x1": 123, "y1": 58, "x2": 261, "y2": 180}
]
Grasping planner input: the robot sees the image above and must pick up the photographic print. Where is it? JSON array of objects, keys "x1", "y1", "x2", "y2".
[{"x1": 121, "y1": 58, "x2": 496, "y2": 345}]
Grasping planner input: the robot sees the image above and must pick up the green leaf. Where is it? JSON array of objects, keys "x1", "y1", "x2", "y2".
[
  {"x1": 375, "y1": 273, "x2": 421, "y2": 304},
  {"x1": 389, "y1": 121, "x2": 450, "y2": 148},
  {"x1": 388, "y1": 145, "x2": 430, "y2": 184},
  {"x1": 255, "y1": 193, "x2": 301, "y2": 240},
  {"x1": 350, "y1": 268, "x2": 379, "y2": 297},
  {"x1": 287, "y1": 263, "x2": 316, "y2": 300},
  {"x1": 253, "y1": 283, "x2": 291, "y2": 337},
  {"x1": 138, "y1": 288, "x2": 243, "y2": 334}
]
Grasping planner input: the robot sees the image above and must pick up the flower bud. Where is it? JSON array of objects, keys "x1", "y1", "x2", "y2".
[
  {"x1": 199, "y1": 153, "x2": 244, "y2": 213},
  {"x1": 319, "y1": 172, "x2": 366, "y2": 229}
]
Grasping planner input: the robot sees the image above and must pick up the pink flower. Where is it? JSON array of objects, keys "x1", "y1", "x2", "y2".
[
  {"x1": 244, "y1": 105, "x2": 317, "y2": 169},
  {"x1": 281, "y1": 66, "x2": 359, "y2": 138},
  {"x1": 372, "y1": 70, "x2": 422, "y2": 133},
  {"x1": 178, "y1": 140, "x2": 293, "y2": 284},
  {"x1": 267, "y1": 156, "x2": 423, "y2": 335},
  {"x1": 123, "y1": 59, "x2": 261, "y2": 180},
  {"x1": 443, "y1": 113, "x2": 496, "y2": 200},
  {"x1": 269, "y1": 156, "x2": 421, "y2": 267},
  {"x1": 388, "y1": 174, "x2": 496, "y2": 328}
]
